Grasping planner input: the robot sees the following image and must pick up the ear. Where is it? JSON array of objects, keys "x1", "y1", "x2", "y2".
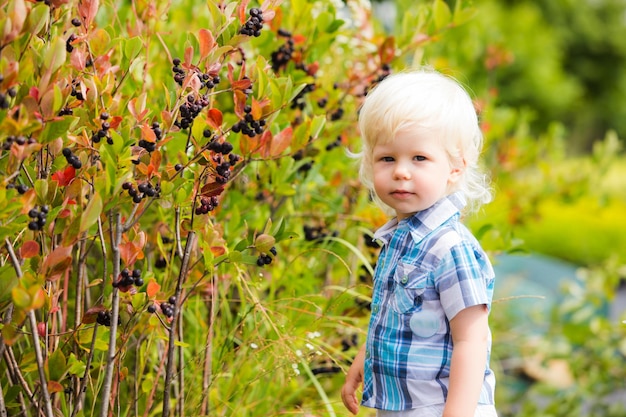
[{"x1": 447, "y1": 159, "x2": 465, "y2": 185}]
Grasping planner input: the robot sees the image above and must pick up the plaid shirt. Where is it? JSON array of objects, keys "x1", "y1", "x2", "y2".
[{"x1": 362, "y1": 193, "x2": 496, "y2": 411}]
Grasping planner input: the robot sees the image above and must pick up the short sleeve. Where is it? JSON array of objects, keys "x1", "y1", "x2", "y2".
[{"x1": 434, "y1": 241, "x2": 495, "y2": 320}]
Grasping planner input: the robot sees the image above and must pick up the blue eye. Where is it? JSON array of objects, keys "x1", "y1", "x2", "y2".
[
  {"x1": 381, "y1": 156, "x2": 394, "y2": 162},
  {"x1": 414, "y1": 155, "x2": 426, "y2": 161}
]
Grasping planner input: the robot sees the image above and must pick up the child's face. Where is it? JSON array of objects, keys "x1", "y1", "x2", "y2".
[{"x1": 371, "y1": 128, "x2": 462, "y2": 220}]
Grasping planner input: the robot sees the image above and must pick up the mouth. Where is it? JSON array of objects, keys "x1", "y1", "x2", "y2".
[{"x1": 390, "y1": 190, "x2": 414, "y2": 198}]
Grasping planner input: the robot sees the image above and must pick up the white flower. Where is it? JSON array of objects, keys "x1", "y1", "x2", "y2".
[
  {"x1": 295, "y1": 349, "x2": 303, "y2": 357},
  {"x1": 250, "y1": 343, "x2": 258, "y2": 349}
]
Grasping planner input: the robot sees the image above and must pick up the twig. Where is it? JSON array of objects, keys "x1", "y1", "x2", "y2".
[
  {"x1": 177, "y1": 312, "x2": 185, "y2": 417},
  {"x1": 4, "y1": 238, "x2": 54, "y2": 417},
  {"x1": 71, "y1": 323, "x2": 99, "y2": 417},
  {"x1": 99, "y1": 212, "x2": 123, "y2": 417},
  {"x1": 201, "y1": 271, "x2": 217, "y2": 415},
  {"x1": 162, "y1": 231, "x2": 196, "y2": 417}
]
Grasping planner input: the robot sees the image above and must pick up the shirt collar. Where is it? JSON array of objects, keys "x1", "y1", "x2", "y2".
[{"x1": 372, "y1": 193, "x2": 466, "y2": 246}]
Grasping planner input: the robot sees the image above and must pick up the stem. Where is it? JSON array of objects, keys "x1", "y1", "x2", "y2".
[
  {"x1": 71, "y1": 323, "x2": 100, "y2": 417},
  {"x1": 162, "y1": 231, "x2": 196, "y2": 417},
  {"x1": 99, "y1": 212, "x2": 123, "y2": 417},
  {"x1": 177, "y1": 312, "x2": 185, "y2": 417},
  {"x1": 4, "y1": 238, "x2": 54, "y2": 417},
  {"x1": 200, "y1": 271, "x2": 217, "y2": 415}
]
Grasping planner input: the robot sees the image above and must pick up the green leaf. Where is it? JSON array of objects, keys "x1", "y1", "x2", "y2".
[
  {"x1": 42, "y1": 33, "x2": 67, "y2": 75},
  {"x1": 80, "y1": 193, "x2": 103, "y2": 233},
  {"x1": 25, "y1": 3, "x2": 50, "y2": 35},
  {"x1": 432, "y1": 0, "x2": 452, "y2": 30},
  {"x1": 124, "y1": 37, "x2": 143, "y2": 61},
  {"x1": 67, "y1": 353, "x2": 87, "y2": 376},
  {"x1": 48, "y1": 349, "x2": 67, "y2": 382},
  {"x1": 11, "y1": 285, "x2": 30, "y2": 308},
  {"x1": 0, "y1": 265, "x2": 18, "y2": 304},
  {"x1": 40, "y1": 117, "x2": 78, "y2": 144}
]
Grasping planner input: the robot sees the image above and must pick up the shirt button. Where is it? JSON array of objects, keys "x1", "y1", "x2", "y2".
[
  {"x1": 372, "y1": 304, "x2": 379, "y2": 313},
  {"x1": 365, "y1": 350, "x2": 371, "y2": 359},
  {"x1": 401, "y1": 276, "x2": 408, "y2": 284}
]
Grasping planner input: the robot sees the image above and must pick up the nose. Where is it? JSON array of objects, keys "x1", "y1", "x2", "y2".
[{"x1": 393, "y1": 162, "x2": 411, "y2": 180}]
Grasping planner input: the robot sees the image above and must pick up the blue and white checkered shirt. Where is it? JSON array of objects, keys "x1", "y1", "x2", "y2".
[{"x1": 362, "y1": 193, "x2": 496, "y2": 411}]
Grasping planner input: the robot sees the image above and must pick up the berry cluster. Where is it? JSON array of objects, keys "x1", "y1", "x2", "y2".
[
  {"x1": 122, "y1": 181, "x2": 160, "y2": 204},
  {"x1": 195, "y1": 196, "x2": 219, "y2": 215},
  {"x1": 206, "y1": 132, "x2": 240, "y2": 184},
  {"x1": 0, "y1": 85, "x2": 16, "y2": 109},
  {"x1": 71, "y1": 17, "x2": 81, "y2": 27},
  {"x1": 159, "y1": 296, "x2": 177, "y2": 318},
  {"x1": 174, "y1": 94, "x2": 210, "y2": 130},
  {"x1": 2, "y1": 135, "x2": 33, "y2": 150},
  {"x1": 62, "y1": 147, "x2": 82, "y2": 169},
  {"x1": 58, "y1": 107, "x2": 73, "y2": 116},
  {"x1": 96, "y1": 310, "x2": 120, "y2": 327},
  {"x1": 325, "y1": 136, "x2": 342, "y2": 151},
  {"x1": 256, "y1": 246, "x2": 277, "y2": 267},
  {"x1": 137, "y1": 122, "x2": 162, "y2": 152},
  {"x1": 112, "y1": 268, "x2": 144, "y2": 288},
  {"x1": 70, "y1": 79, "x2": 84, "y2": 101},
  {"x1": 329, "y1": 106, "x2": 344, "y2": 121},
  {"x1": 171, "y1": 58, "x2": 221, "y2": 90},
  {"x1": 291, "y1": 83, "x2": 316, "y2": 110},
  {"x1": 231, "y1": 105, "x2": 266, "y2": 137},
  {"x1": 27, "y1": 205, "x2": 49, "y2": 231},
  {"x1": 92, "y1": 112, "x2": 112, "y2": 144},
  {"x1": 239, "y1": 8, "x2": 264, "y2": 37},
  {"x1": 303, "y1": 225, "x2": 333, "y2": 241},
  {"x1": 7, "y1": 183, "x2": 29, "y2": 194},
  {"x1": 66, "y1": 34, "x2": 77, "y2": 53},
  {"x1": 271, "y1": 37, "x2": 294, "y2": 72}
]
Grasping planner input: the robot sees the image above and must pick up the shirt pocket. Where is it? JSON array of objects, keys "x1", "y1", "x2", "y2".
[{"x1": 390, "y1": 262, "x2": 427, "y2": 314}]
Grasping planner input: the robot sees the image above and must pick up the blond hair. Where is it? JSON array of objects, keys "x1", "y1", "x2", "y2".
[{"x1": 356, "y1": 68, "x2": 492, "y2": 215}]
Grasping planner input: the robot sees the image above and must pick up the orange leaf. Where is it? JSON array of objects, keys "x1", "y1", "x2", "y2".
[
  {"x1": 51, "y1": 166, "x2": 76, "y2": 187},
  {"x1": 42, "y1": 245, "x2": 73, "y2": 281},
  {"x1": 269, "y1": 126, "x2": 293, "y2": 157},
  {"x1": 48, "y1": 381, "x2": 64, "y2": 394},
  {"x1": 146, "y1": 280, "x2": 160, "y2": 298},
  {"x1": 140, "y1": 123, "x2": 157, "y2": 142},
  {"x1": 184, "y1": 46, "x2": 194, "y2": 67},
  {"x1": 20, "y1": 240, "x2": 40, "y2": 259},
  {"x1": 109, "y1": 115, "x2": 123, "y2": 129},
  {"x1": 378, "y1": 36, "x2": 396, "y2": 65},
  {"x1": 198, "y1": 29, "x2": 215, "y2": 60},
  {"x1": 206, "y1": 108, "x2": 223, "y2": 130},
  {"x1": 211, "y1": 246, "x2": 226, "y2": 256}
]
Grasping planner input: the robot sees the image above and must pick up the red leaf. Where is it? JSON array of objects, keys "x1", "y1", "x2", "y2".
[
  {"x1": 78, "y1": 0, "x2": 100, "y2": 28},
  {"x1": 20, "y1": 241, "x2": 40, "y2": 259},
  {"x1": 200, "y1": 181, "x2": 225, "y2": 198},
  {"x1": 82, "y1": 305, "x2": 106, "y2": 324},
  {"x1": 198, "y1": 29, "x2": 215, "y2": 60},
  {"x1": 206, "y1": 108, "x2": 223, "y2": 130},
  {"x1": 29, "y1": 86, "x2": 39, "y2": 102},
  {"x1": 42, "y1": 245, "x2": 73, "y2": 281},
  {"x1": 51, "y1": 166, "x2": 76, "y2": 187}
]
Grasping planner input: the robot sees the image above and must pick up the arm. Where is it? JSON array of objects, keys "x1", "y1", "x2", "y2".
[
  {"x1": 341, "y1": 343, "x2": 366, "y2": 415},
  {"x1": 443, "y1": 304, "x2": 490, "y2": 417}
]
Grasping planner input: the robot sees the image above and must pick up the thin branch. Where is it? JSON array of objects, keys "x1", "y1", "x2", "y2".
[
  {"x1": 162, "y1": 231, "x2": 196, "y2": 417},
  {"x1": 99, "y1": 212, "x2": 123, "y2": 417},
  {"x1": 71, "y1": 323, "x2": 99, "y2": 417},
  {"x1": 4, "y1": 238, "x2": 54, "y2": 417},
  {"x1": 201, "y1": 271, "x2": 217, "y2": 415}
]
